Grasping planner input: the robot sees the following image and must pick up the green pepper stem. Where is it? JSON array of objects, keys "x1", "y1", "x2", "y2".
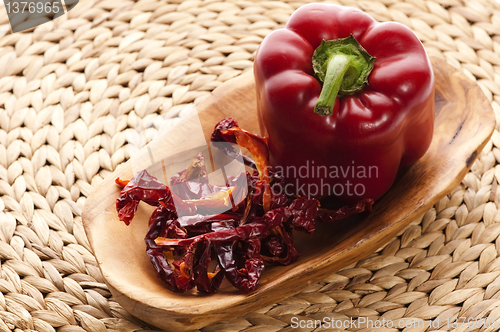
[{"x1": 314, "y1": 54, "x2": 353, "y2": 116}]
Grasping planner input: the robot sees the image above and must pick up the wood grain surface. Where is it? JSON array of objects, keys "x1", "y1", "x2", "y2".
[{"x1": 82, "y1": 56, "x2": 495, "y2": 331}]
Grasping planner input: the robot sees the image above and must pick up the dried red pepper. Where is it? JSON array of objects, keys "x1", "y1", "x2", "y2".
[{"x1": 115, "y1": 118, "x2": 373, "y2": 293}]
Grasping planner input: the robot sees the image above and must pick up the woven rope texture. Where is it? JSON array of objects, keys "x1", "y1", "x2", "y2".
[{"x1": 0, "y1": 0, "x2": 500, "y2": 331}]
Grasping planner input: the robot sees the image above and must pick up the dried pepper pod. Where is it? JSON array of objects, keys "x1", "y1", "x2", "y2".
[{"x1": 115, "y1": 118, "x2": 374, "y2": 294}]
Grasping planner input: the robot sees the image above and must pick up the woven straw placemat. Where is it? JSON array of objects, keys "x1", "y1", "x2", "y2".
[{"x1": 0, "y1": 0, "x2": 499, "y2": 331}]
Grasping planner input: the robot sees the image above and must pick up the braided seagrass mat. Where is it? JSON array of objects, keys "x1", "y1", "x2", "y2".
[{"x1": 0, "y1": 0, "x2": 500, "y2": 331}]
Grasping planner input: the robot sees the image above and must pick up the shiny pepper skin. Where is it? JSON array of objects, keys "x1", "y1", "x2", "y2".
[{"x1": 254, "y1": 3, "x2": 435, "y2": 203}]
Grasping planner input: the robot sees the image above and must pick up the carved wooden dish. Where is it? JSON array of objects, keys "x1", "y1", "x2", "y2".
[{"x1": 82, "y1": 57, "x2": 495, "y2": 331}]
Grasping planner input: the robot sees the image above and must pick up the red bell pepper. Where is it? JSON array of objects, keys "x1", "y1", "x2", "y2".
[{"x1": 254, "y1": 3, "x2": 435, "y2": 203}]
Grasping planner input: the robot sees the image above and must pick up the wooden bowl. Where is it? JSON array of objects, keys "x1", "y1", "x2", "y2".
[{"x1": 82, "y1": 56, "x2": 495, "y2": 331}]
